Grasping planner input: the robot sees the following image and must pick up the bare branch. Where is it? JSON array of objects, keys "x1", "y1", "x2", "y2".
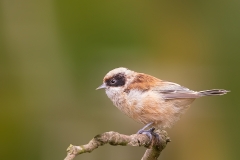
[{"x1": 64, "y1": 130, "x2": 170, "y2": 160}]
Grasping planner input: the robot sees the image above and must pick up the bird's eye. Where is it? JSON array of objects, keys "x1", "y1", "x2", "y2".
[{"x1": 110, "y1": 78, "x2": 116, "y2": 84}]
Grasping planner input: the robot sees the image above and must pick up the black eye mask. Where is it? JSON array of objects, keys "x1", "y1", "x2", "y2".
[{"x1": 106, "y1": 73, "x2": 125, "y2": 87}]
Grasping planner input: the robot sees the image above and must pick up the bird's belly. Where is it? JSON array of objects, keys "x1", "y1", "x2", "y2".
[{"x1": 107, "y1": 89, "x2": 195, "y2": 129}]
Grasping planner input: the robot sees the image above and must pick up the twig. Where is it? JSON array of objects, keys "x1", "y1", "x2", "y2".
[{"x1": 64, "y1": 129, "x2": 170, "y2": 160}]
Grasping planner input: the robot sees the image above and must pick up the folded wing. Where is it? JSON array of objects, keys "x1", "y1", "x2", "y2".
[{"x1": 154, "y1": 81, "x2": 200, "y2": 99}]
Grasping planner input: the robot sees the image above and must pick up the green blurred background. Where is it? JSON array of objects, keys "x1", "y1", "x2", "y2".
[{"x1": 0, "y1": 0, "x2": 239, "y2": 159}]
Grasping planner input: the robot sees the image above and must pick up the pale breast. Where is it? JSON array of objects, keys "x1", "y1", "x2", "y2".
[{"x1": 106, "y1": 87, "x2": 195, "y2": 129}]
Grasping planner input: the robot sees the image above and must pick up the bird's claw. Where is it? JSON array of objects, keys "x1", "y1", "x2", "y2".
[{"x1": 137, "y1": 123, "x2": 160, "y2": 142}]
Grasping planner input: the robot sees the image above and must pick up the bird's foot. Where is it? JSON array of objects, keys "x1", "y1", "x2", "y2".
[{"x1": 137, "y1": 123, "x2": 160, "y2": 143}]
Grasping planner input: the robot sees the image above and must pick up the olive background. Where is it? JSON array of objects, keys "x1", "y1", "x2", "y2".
[{"x1": 0, "y1": 0, "x2": 239, "y2": 160}]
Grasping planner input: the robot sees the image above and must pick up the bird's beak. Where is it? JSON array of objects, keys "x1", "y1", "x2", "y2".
[{"x1": 96, "y1": 83, "x2": 107, "y2": 90}]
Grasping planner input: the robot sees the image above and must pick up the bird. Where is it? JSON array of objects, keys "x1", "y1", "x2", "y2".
[{"x1": 96, "y1": 67, "x2": 229, "y2": 136}]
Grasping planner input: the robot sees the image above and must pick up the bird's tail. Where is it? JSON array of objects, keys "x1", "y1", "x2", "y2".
[{"x1": 198, "y1": 89, "x2": 229, "y2": 96}]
